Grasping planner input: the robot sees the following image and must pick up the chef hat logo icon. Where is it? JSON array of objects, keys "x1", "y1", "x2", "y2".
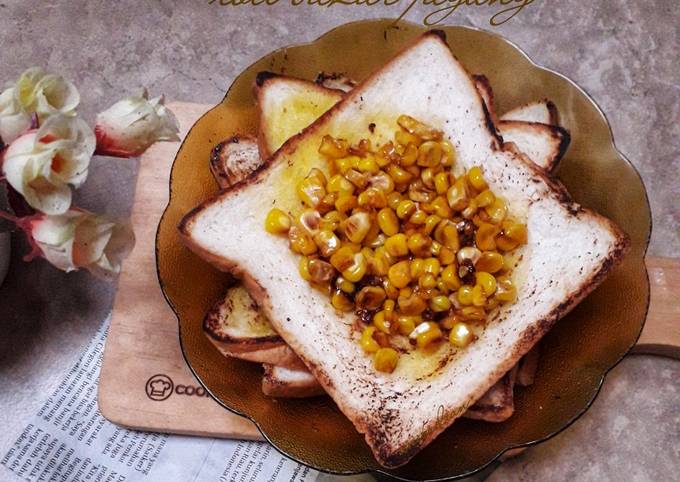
[{"x1": 145, "y1": 374, "x2": 174, "y2": 401}]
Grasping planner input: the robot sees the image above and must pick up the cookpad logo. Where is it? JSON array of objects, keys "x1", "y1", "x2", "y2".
[{"x1": 145, "y1": 374, "x2": 209, "y2": 401}]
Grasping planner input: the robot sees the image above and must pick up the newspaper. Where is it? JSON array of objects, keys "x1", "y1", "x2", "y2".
[{"x1": 0, "y1": 321, "x2": 373, "y2": 482}]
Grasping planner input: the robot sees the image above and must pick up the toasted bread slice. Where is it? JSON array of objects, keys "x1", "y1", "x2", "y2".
[
  {"x1": 315, "y1": 71, "x2": 356, "y2": 92},
  {"x1": 501, "y1": 99, "x2": 559, "y2": 125},
  {"x1": 473, "y1": 75, "x2": 569, "y2": 172},
  {"x1": 182, "y1": 32, "x2": 628, "y2": 467},
  {"x1": 498, "y1": 120, "x2": 570, "y2": 173},
  {"x1": 464, "y1": 366, "x2": 518, "y2": 422},
  {"x1": 516, "y1": 344, "x2": 540, "y2": 387},
  {"x1": 210, "y1": 135, "x2": 261, "y2": 188},
  {"x1": 262, "y1": 364, "x2": 326, "y2": 398},
  {"x1": 256, "y1": 74, "x2": 343, "y2": 159}
]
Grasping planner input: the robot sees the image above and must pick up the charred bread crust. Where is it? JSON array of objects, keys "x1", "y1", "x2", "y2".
[
  {"x1": 314, "y1": 71, "x2": 357, "y2": 92},
  {"x1": 179, "y1": 31, "x2": 631, "y2": 468},
  {"x1": 473, "y1": 74, "x2": 499, "y2": 127},
  {"x1": 546, "y1": 99, "x2": 560, "y2": 125},
  {"x1": 262, "y1": 365, "x2": 326, "y2": 398},
  {"x1": 499, "y1": 120, "x2": 572, "y2": 173},
  {"x1": 209, "y1": 134, "x2": 262, "y2": 189}
]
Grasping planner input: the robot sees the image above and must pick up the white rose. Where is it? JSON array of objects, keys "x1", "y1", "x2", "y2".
[
  {"x1": 29, "y1": 209, "x2": 135, "y2": 278},
  {"x1": 95, "y1": 89, "x2": 180, "y2": 157},
  {"x1": 0, "y1": 87, "x2": 31, "y2": 145},
  {"x1": 15, "y1": 67, "x2": 80, "y2": 118},
  {"x1": 2, "y1": 114, "x2": 95, "y2": 214}
]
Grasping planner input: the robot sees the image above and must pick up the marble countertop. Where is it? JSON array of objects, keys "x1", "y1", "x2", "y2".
[{"x1": 0, "y1": 1, "x2": 678, "y2": 481}]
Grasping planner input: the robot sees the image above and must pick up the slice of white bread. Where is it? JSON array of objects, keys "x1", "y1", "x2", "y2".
[
  {"x1": 256, "y1": 74, "x2": 343, "y2": 159},
  {"x1": 181, "y1": 32, "x2": 629, "y2": 467},
  {"x1": 262, "y1": 364, "x2": 326, "y2": 398},
  {"x1": 474, "y1": 75, "x2": 569, "y2": 172},
  {"x1": 464, "y1": 366, "x2": 517, "y2": 422},
  {"x1": 501, "y1": 99, "x2": 559, "y2": 125},
  {"x1": 210, "y1": 135, "x2": 262, "y2": 188},
  {"x1": 498, "y1": 120, "x2": 570, "y2": 173}
]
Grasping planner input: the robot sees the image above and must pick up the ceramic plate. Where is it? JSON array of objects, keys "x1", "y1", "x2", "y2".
[{"x1": 157, "y1": 20, "x2": 651, "y2": 481}]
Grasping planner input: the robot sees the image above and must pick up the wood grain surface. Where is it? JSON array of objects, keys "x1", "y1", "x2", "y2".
[{"x1": 97, "y1": 102, "x2": 679, "y2": 440}]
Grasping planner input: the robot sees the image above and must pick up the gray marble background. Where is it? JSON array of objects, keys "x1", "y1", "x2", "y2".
[{"x1": 0, "y1": 1, "x2": 678, "y2": 481}]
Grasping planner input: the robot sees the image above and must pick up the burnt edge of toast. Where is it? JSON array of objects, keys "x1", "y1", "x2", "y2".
[
  {"x1": 498, "y1": 120, "x2": 572, "y2": 173},
  {"x1": 178, "y1": 31, "x2": 632, "y2": 468}
]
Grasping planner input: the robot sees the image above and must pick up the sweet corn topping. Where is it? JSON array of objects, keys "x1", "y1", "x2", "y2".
[{"x1": 265, "y1": 116, "x2": 527, "y2": 372}]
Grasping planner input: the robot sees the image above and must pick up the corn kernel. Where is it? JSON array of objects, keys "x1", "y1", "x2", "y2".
[
  {"x1": 434, "y1": 172, "x2": 450, "y2": 194},
  {"x1": 265, "y1": 208, "x2": 291, "y2": 234},
  {"x1": 476, "y1": 272, "x2": 497, "y2": 296},
  {"x1": 417, "y1": 141, "x2": 443, "y2": 167},
  {"x1": 472, "y1": 284, "x2": 486, "y2": 307},
  {"x1": 319, "y1": 135, "x2": 349, "y2": 158},
  {"x1": 467, "y1": 166, "x2": 488, "y2": 191},
  {"x1": 331, "y1": 290, "x2": 354, "y2": 311},
  {"x1": 360, "y1": 326, "x2": 380, "y2": 353},
  {"x1": 476, "y1": 251, "x2": 504, "y2": 273},
  {"x1": 440, "y1": 140, "x2": 456, "y2": 167},
  {"x1": 356, "y1": 286, "x2": 387, "y2": 310},
  {"x1": 496, "y1": 235, "x2": 519, "y2": 252},
  {"x1": 397, "y1": 115, "x2": 443, "y2": 141},
  {"x1": 502, "y1": 220, "x2": 528, "y2": 244},
  {"x1": 419, "y1": 273, "x2": 437, "y2": 289},
  {"x1": 387, "y1": 164, "x2": 413, "y2": 184},
  {"x1": 439, "y1": 247, "x2": 456, "y2": 265},
  {"x1": 405, "y1": 233, "x2": 430, "y2": 257},
  {"x1": 374, "y1": 347, "x2": 399, "y2": 373},
  {"x1": 396, "y1": 315, "x2": 419, "y2": 336},
  {"x1": 288, "y1": 225, "x2": 317, "y2": 255},
  {"x1": 400, "y1": 143, "x2": 419, "y2": 166},
  {"x1": 383, "y1": 233, "x2": 408, "y2": 257},
  {"x1": 449, "y1": 322, "x2": 473, "y2": 347},
  {"x1": 342, "y1": 253, "x2": 367, "y2": 282},
  {"x1": 409, "y1": 210, "x2": 428, "y2": 225},
  {"x1": 320, "y1": 210, "x2": 344, "y2": 232},
  {"x1": 358, "y1": 157, "x2": 380, "y2": 174},
  {"x1": 330, "y1": 246, "x2": 355, "y2": 271},
  {"x1": 370, "y1": 171, "x2": 395, "y2": 194},
  {"x1": 430, "y1": 295, "x2": 451, "y2": 312},
  {"x1": 299, "y1": 257, "x2": 312, "y2": 281},
  {"x1": 313, "y1": 229, "x2": 341, "y2": 257},
  {"x1": 423, "y1": 257, "x2": 441, "y2": 275},
  {"x1": 344, "y1": 168, "x2": 368, "y2": 189},
  {"x1": 485, "y1": 197, "x2": 507, "y2": 224},
  {"x1": 344, "y1": 212, "x2": 372, "y2": 243},
  {"x1": 411, "y1": 321, "x2": 443, "y2": 349},
  {"x1": 334, "y1": 193, "x2": 357, "y2": 214},
  {"x1": 430, "y1": 196, "x2": 452, "y2": 218},
  {"x1": 336, "y1": 276, "x2": 355, "y2": 293},
  {"x1": 327, "y1": 174, "x2": 355, "y2": 193},
  {"x1": 383, "y1": 299, "x2": 395, "y2": 319},
  {"x1": 457, "y1": 285, "x2": 474, "y2": 305},
  {"x1": 496, "y1": 276, "x2": 517, "y2": 302},
  {"x1": 376, "y1": 208, "x2": 399, "y2": 236},
  {"x1": 460, "y1": 306, "x2": 486, "y2": 321},
  {"x1": 441, "y1": 265, "x2": 462, "y2": 290},
  {"x1": 383, "y1": 279, "x2": 400, "y2": 299},
  {"x1": 447, "y1": 177, "x2": 469, "y2": 211},
  {"x1": 386, "y1": 191, "x2": 403, "y2": 210},
  {"x1": 395, "y1": 130, "x2": 422, "y2": 148},
  {"x1": 334, "y1": 157, "x2": 354, "y2": 174},
  {"x1": 297, "y1": 176, "x2": 326, "y2": 208},
  {"x1": 421, "y1": 167, "x2": 436, "y2": 189},
  {"x1": 475, "y1": 189, "x2": 495, "y2": 208},
  {"x1": 388, "y1": 260, "x2": 411, "y2": 288},
  {"x1": 308, "y1": 259, "x2": 335, "y2": 283},
  {"x1": 360, "y1": 187, "x2": 388, "y2": 209},
  {"x1": 476, "y1": 222, "x2": 499, "y2": 251}
]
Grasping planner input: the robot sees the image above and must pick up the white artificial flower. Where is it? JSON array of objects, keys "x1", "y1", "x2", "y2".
[
  {"x1": 95, "y1": 89, "x2": 180, "y2": 157},
  {"x1": 0, "y1": 67, "x2": 80, "y2": 144},
  {"x1": 29, "y1": 209, "x2": 135, "y2": 278},
  {"x1": 2, "y1": 115, "x2": 96, "y2": 214},
  {"x1": 15, "y1": 67, "x2": 80, "y2": 118},
  {"x1": 0, "y1": 87, "x2": 31, "y2": 145}
]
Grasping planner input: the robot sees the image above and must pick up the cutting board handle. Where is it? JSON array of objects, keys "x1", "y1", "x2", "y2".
[{"x1": 632, "y1": 257, "x2": 680, "y2": 359}]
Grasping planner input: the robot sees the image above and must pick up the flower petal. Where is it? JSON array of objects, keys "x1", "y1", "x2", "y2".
[
  {"x1": 30, "y1": 211, "x2": 80, "y2": 271},
  {"x1": 15, "y1": 67, "x2": 80, "y2": 118},
  {"x1": 0, "y1": 87, "x2": 31, "y2": 144},
  {"x1": 95, "y1": 91, "x2": 179, "y2": 157}
]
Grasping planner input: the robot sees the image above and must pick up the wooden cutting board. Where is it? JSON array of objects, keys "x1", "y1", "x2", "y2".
[{"x1": 97, "y1": 102, "x2": 680, "y2": 440}]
